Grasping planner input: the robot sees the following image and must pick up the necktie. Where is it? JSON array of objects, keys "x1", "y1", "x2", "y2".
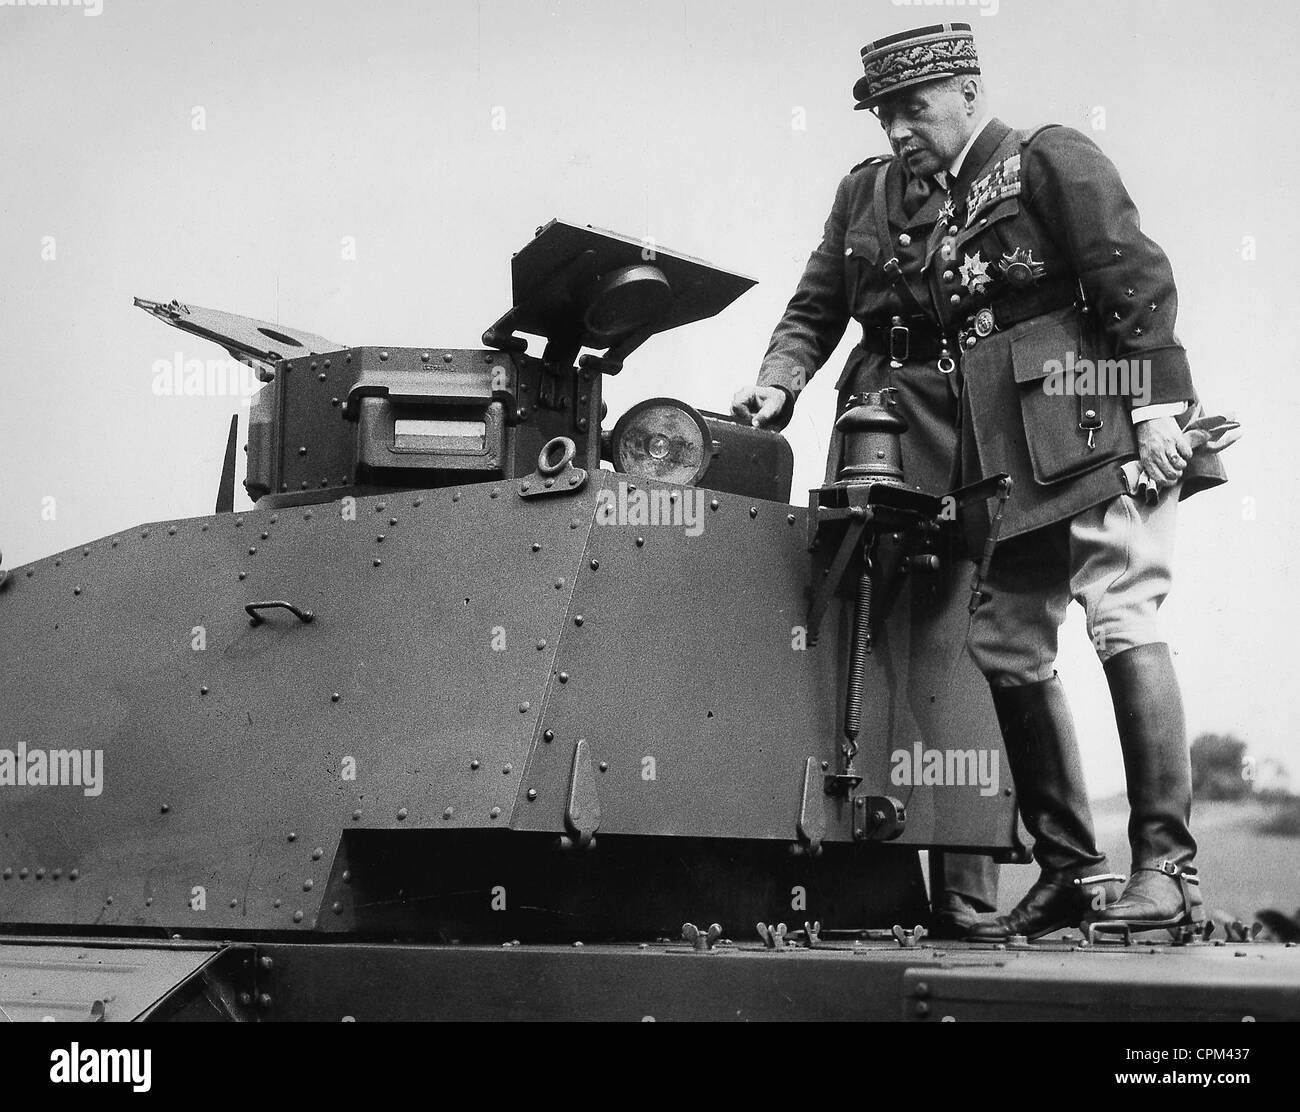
[{"x1": 902, "y1": 173, "x2": 933, "y2": 219}]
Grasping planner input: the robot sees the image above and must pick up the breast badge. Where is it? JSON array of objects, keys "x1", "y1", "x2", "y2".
[
  {"x1": 959, "y1": 252, "x2": 992, "y2": 295},
  {"x1": 999, "y1": 247, "x2": 1046, "y2": 287}
]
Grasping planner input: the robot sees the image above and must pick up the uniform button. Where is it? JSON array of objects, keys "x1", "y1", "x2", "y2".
[
  {"x1": 943, "y1": 270, "x2": 955, "y2": 282},
  {"x1": 948, "y1": 225, "x2": 959, "y2": 235},
  {"x1": 898, "y1": 233, "x2": 912, "y2": 247},
  {"x1": 845, "y1": 247, "x2": 853, "y2": 256},
  {"x1": 950, "y1": 294, "x2": 961, "y2": 305}
]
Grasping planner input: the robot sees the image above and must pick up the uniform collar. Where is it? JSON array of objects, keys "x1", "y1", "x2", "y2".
[{"x1": 948, "y1": 115, "x2": 994, "y2": 182}]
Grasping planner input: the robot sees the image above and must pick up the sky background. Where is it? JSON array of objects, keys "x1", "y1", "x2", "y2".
[{"x1": 2, "y1": 0, "x2": 1297, "y2": 799}]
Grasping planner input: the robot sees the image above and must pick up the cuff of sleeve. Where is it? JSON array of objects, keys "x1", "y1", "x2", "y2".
[
  {"x1": 1132, "y1": 346, "x2": 1195, "y2": 409},
  {"x1": 1131, "y1": 401, "x2": 1190, "y2": 424}
]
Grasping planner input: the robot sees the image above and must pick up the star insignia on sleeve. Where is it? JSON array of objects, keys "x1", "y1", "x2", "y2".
[{"x1": 959, "y1": 252, "x2": 992, "y2": 295}]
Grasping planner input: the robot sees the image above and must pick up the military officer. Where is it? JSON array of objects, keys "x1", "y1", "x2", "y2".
[{"x1": 733, "y1": 22, "x2": 1230, "y2": 942}]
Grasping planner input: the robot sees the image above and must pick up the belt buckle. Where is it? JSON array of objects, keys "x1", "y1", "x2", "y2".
[{"x1": 888, "y1": 317, "x2": 910, "y2": 366}]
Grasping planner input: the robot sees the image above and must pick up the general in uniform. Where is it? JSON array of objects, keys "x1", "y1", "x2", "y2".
[{"x1": 733, "y1": 22, "x2": 1234, "y2": 941}]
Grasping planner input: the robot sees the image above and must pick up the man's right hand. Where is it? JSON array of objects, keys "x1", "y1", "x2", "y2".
[{"x1": 731, "y1": 385, "x2": 788, "y2": 429}]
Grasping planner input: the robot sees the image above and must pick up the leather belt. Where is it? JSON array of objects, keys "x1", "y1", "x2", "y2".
[
  {"x1": 958, "y1": 280, "x2": 1078, "y2": 352},
  {"x1": 859, "y1": 318, "x2": 949, "y2": 363}
]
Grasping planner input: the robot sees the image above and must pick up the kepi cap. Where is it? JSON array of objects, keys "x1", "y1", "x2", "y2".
[{"x1": 854, "y1": 23, "x2": 980, "y2": 110}]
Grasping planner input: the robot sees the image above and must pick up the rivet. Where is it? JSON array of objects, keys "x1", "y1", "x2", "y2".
[
  {"x1": 574, "y1": 615, "x2": 584, "y2": 626},
  {"x1": 915, "y1": 1002, "x2": 930, "y2": 1017},
  {"x1": 788, "y1": 514, "x2": 796, "y2": 524},
  {"x1": 332, "y1": 901, "x2": 344, "y2": 914},
  {"x1": 51, "y1": 868, "x2": 61, "y2": 879},
  {"x1": 635, "y1": 537, "x2": 644, "y2": 547},
  {"x1": 312, "y1": 847, "x2": 323, "y2": 860},
  {"x1": 543, "y1": 730, "x2": 554, "y2": 742},
  {"x1": 376, "y1": 502, "x2": 386, "y2": 511},
  {"x1": 73, "y1": 587, "x2": 81, "y2": 595},
  {"x1": 318, "y1": 373, "x2": 327, "y2": 382},
  {"x1": 443, "y1": 807, "x2": 454, "y2": 819},
  {"x1": 376, "y1": 534, "x2": 385, "y2": 543},
  {"x1": 1, "y1": 869, "x2": 9, "y2": 879},
  {"x1": 140, "y1": 530, "x2": 149, "y2": 539},
  {"x1": 421, "y1": 352, "x2": 430, "y2": 362},
  {"x1": 352, "y1": 810, "x2": 362, "y2": 821},
  {"x1": 298, "y1": 446, "x2": 307, "y2": 456},
  {"x1": 35, "y1": 867, "x2": 45, "y2": 879},
  {"x1": 331, "y1": 397, "x2": 340, "y2": 407},
  {"x1": 304, "y1": 511, "x2": 313, "y2": 520},
  {"x1": 288, "y1": 832, "x2": 297, "y2": 842},
  {"x1": 502, "y1": 763, "x2": 513, "y2": 774},
  {"x1": 471, "y1": 759, "x2": 480, "y2": 769},
  {"x1": 453, "y1": 492, "x2": 460, "y2": 502},
  {"x1": 490, "y1": 489, "x2": 500, "y2": 499},
  {"x1": 293, "y1": 911, "x2": 304, "y2": 923},
  {"x1": 413, "y1": 498, "x2": 423, "y2": 508},
  {"x1": 19, "y1": 868, "x2": 28, "y2": 879},
  {"x1": 55, "y1": 558, "x2": 62, "y2": 566},
  {"x1": 589, "y1": 559, "x2": 599, "y2": 570},
  {"x1": 544, "y1": 478, "x2": 554, "y2": 489},
  {"x1": 160, "y1": 803, "x2": 170, "y2": 814},
  {"x1": 167, "y1": 526, "x2": 177, "y2": 536},
  {"x1": 572, "y1": 941, "x2": 584, "y2": 948},
  {"x1": 536, "y1": 640, "x2": 547, "y2": 650},
  {"x1": 200, "y1": 686, "x2": 208, "y2": 695},
  {"x1": 710, "y1": 499, "x2": 719, "y2": 511},
  {"x1": 238, "y1": 572, "x2": 246, "y2": 580},
  {"x1": 248, "y1": 547, "x2": 257, "y2": 555},
  {"x1": 915, "y1": 981, "x2": 930, "y2": 997},
  {"x1": 230, "y1": 898, "x2": 238, "y2": 908},
  {"x1": 303, "y1": 879, "x2": 314, "y2": 891},
  {"x1": 599, "y1": 761, "x2": 608, "y2": 772},
  {"x1": 555, "y1": 577, "x2": 565, "y2": 588},
  {"x1": 532, "y1": 543, "x2": 541, "y2": 552},
  {"x1": 274, "y1": 898, "x2": 282, "y2": 908},
  {"x1": 331, "y1": 692, "x2": 340, "y2": 702},
  {"x1": 519, "y1": 701, "x2": 530, "y2": 712},
  {"x1": 110, "y1": 540, "x2": 118, "y2": 548},
  {"x1": 106, "y1": 896, "x2": 113, "y2": 905},
  {"x1": 69, "y1": 869, "x2": 78, "y2": 880},
  {"x1": 261, "y1": 531, "x2": 269, "y2": 539},
  {"x1": 397, "y1": 808, "x2": 408, "y2": 821},
  {"x1": 558, "y1": 672, "x2": 569, "y2": 683},
  {"x1": 145, "y1": 896, "x2": 153, "y2": 906},
  {"x1": 341, "y1": 872, "x2": 350, "y2": 885},
  {"x1": 389, "y1": 518, "x2": 397, "y2": 526},
  {"x1": 527, "y1": 789, "x2": 537, "y2": 801},
  {"x1": 443, "y1": 353, "x2": 454, "y2": 363},
  {"x1": 373, "y1": 559, "x2": 382, "y2": 567},
  {"x1": 490, "y1": 807, "x2": 501, "y2": 819},
  {"x1": 380, "y1": 351, "x2": 389, "y2": 361}
]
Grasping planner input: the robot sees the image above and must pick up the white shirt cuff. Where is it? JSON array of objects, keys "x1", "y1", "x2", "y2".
[{"x1": 1131, "y1": 402, "x2": 1190, "y2": 424}]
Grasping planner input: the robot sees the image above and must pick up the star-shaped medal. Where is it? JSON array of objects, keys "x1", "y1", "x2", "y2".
[
  {"x1": 959, "y1": 252, "x2": 992, "y2": 295},
  {"x1": 938, "y1": 196, "x2": 957, "y2": 224}
]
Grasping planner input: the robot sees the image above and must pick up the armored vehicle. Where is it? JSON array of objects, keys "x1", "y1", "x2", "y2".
[{"x1": 1, "y1": 221, "x2": 1297, "y2": 1021}]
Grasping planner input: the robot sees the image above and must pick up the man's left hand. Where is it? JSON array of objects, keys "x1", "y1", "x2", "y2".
[{"x1": 1137, "y1": 416, "x2": 1193, "y2": 488}]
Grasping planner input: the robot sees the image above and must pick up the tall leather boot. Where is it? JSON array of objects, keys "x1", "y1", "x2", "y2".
[
  {"x1": 1088, "y1": 643, "x2": 1204, "y2": 942},
  {"x1": 929, "y1": 852, "x2": 999, "y2": 938},
  {"x1": 968, "y1": 676, "x2": 1123, "y2": 941}
]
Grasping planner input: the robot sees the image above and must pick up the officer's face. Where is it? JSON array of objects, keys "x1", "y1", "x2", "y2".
[{"x1": 874, "y1": 80, "x2": 975, "y2": 177}]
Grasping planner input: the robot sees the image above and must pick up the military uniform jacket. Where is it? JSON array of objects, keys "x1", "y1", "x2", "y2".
[{"x1": 758, "y1": 118, "x2": 1225, "y2": 540}]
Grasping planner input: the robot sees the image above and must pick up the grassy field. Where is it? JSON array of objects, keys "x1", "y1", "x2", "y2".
[{"x1": 995, "y1": 797, "x2": 1300, "y2": 924}]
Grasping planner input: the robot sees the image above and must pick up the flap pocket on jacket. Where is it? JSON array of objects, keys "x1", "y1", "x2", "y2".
[
  {"x1": 955, "y1": 197, "x2": 1019, "y2": 251},
  {"x1": 1010, "y1": 310, "x2": 1136, "y2": 485}
]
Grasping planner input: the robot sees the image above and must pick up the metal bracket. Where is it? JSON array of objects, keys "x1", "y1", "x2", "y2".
[
  {"x1": 518, "y1": 437, "x2": 588, "y2": 499},
  {"x1": 681, "y1": 922, "x2": 723, "y2": 952},
  {"x1": 806, "y1": 515, "x2": 867, "y2": 647},
  {"x1": 563, "y1": 738, "x2": 601, "y2": 849},
  {"x1": 796, "y1": 758, "x2": 826, "y2": 855},
  {"x1": 852, "y1": 795, "x2": 906, "y2": 841}
]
